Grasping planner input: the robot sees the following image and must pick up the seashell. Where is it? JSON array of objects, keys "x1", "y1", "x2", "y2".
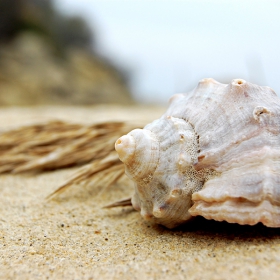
[{"x1": 115, "y1": 78, "x2": 280, "y2": 228}]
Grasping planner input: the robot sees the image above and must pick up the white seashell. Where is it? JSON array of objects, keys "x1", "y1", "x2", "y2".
[{"x1": 115, "y1": 78, "x2": 280, "y2": 228}]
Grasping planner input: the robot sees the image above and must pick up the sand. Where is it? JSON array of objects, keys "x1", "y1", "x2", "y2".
[{"x1": 0, "y1": 105, "x2": 280, "y2": 280}]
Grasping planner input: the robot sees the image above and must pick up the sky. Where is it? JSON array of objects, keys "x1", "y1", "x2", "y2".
[{"x1": 54, "y1": 0, "x2": 280, "y2": 103}]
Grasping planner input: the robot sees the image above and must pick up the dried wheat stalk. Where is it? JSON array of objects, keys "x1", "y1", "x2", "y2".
[
  {"x1": 0, "y1": 120, "x2": 139, "y2": 199},
  {"x1": 47, "y1": 151, "x2": 125, "y2": 199}
]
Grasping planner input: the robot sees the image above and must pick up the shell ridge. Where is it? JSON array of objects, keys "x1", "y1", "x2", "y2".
[{"x1": 189, "y1": 199, "x2": 280, "y2": 227}]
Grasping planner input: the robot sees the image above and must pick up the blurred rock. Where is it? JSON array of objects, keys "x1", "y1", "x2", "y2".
[
  {"x1": 0, "y1": 33, "x2": 133, "y2": 105},
  {"x1": 0, "y1": 0, "x2": 133, "y2": 105}
]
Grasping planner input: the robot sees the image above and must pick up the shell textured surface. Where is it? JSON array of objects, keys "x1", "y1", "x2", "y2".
[{"x1": 115, "y1": 78, "x2": 280, "y2": 228}]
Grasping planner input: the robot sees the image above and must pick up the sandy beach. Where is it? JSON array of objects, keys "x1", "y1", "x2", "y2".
[{"x1": 1, "y1": 105, "x2": 280, "y2": 280}]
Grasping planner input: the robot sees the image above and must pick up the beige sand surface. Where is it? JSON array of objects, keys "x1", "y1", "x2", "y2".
[{"x1": 1, "y1": 106, "x2": 280, "y2": 280}]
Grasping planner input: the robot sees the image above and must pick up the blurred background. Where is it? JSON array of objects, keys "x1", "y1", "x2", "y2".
[{"x1": 0, "y1": 0, "x2": 279, "y2": 105}]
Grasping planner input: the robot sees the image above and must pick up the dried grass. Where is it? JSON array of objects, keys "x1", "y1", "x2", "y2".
[{"x1": 0, "y1": 120, "x2": 140, "y2": 199}]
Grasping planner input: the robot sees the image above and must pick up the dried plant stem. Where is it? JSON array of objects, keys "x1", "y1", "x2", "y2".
[
  {"x1": 0, "y1": 120, "x2": 141, "y2": 198},
  {"x1": 47, "y1": 152, "x2": 125, "y2": 199},
  {"x1": 103, "y1": 198, "x2": 132, "y2": 208}
]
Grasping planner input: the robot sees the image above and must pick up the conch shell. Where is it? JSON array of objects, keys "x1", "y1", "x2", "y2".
[{"x1": 115, "y1": 78, "x2": 280, "y2": 228}]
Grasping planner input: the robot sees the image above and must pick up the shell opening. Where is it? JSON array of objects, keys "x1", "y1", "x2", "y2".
[{"x1": 232, "y1": 79, "x2": 246, "y2": 86}]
